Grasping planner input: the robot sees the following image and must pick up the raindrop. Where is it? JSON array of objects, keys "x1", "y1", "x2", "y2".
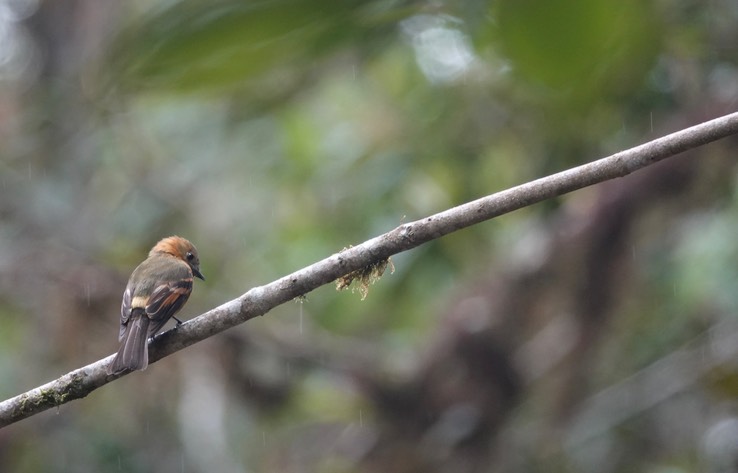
[{"x1": 299, "y1": 303, "x2": 303, "y2": 334}]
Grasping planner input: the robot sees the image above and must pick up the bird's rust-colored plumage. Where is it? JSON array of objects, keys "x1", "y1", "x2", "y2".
[{"x1": 108, "y1": 236, "x2": 204, "y2": 375}]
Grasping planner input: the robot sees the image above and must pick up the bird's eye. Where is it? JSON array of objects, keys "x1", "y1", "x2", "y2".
[{"x1": 186, "y1": 252, "x2": 194, "y2": 261}]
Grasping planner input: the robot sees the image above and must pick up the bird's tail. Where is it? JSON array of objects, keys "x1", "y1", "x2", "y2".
[{"x1": 107, "y1": 312, "x2": 150, "y2": 375}]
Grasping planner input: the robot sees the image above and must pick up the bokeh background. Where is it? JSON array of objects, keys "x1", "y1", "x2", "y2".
[{"x1": 1, "y1": 0, "x2": 738, "y2": 471}]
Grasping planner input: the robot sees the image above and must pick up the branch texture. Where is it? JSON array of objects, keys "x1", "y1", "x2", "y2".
[{"x1": 2, "y1": 111, "x2": 738, "y2": 428}]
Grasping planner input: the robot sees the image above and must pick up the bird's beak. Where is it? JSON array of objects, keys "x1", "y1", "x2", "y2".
[{"x1": 193, "y1": 267, "x2": 205, "y2": 280}]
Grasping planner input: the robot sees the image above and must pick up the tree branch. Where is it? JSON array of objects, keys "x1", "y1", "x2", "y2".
[{"x1": 2, "y1": 111, "x2": 738, "y2": 428}]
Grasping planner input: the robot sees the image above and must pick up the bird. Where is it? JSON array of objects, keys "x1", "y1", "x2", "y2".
[{"x1": 107, "y1": 236, "x2": 204, "y2": 375}]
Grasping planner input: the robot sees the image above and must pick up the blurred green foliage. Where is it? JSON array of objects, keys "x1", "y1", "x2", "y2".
[
  {"x1": 1, "y1": 0, "x2": 738, "y2": 471},
  {"x1": 492, "y1": 0, "x2": 659, "y2": 97}
]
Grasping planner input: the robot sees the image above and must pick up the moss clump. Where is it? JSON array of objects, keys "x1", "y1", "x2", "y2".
[{"x1": 336, "y1": 258, "x2": 394, "y2": 300}]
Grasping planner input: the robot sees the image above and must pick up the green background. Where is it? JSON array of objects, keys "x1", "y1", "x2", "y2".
[{"x1": 1, "y1": 0, "x2": 738, "y2": 471}]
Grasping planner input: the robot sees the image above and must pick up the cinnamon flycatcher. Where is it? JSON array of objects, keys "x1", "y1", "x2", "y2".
[{"x1": 108, "y1": 236, "x2": 204, "y2": 375}]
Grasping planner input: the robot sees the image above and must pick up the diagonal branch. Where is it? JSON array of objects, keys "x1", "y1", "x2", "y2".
[{"x1": 2, "y1": 111, "x2": 738, "y2": 428}]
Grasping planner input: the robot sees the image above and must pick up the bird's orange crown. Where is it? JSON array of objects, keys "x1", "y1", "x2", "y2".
[
  {"x1": 150, "y1": 235, "x2": 196, "y2": 261},
  {"x1": 149, "y1": 236, "x2": 204, "y2": 280}
]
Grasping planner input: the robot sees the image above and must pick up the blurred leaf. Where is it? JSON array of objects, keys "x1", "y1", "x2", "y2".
[
  {"x1": 490, "y1": 0, "x2": 660, "y2": 100},
  {"x1": 109, "y1": 0, "x2": 411, "y2": 95}
]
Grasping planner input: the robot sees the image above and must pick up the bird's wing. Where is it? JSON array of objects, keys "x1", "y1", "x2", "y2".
[{"x1": 145, "y1": 277, "x2": 193, "y2": 336}]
